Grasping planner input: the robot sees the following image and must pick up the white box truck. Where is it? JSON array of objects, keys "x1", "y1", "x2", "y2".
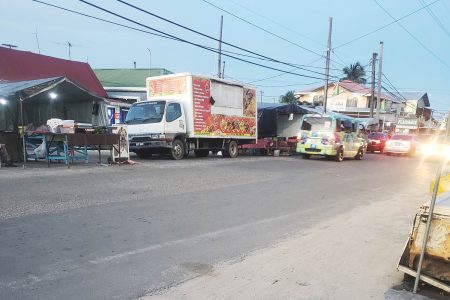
[{"x1": 126, "y1": 73, "x2": 257, "y2": 160}]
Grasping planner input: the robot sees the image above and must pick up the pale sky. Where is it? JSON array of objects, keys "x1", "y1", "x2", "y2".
[{"x1": 1, "y1": 0, "x2": 449, "y2": 116}]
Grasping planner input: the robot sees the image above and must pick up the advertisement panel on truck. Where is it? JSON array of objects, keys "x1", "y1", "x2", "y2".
[
  {"x1": 191, "y1": 76, "x2": 256, "y2": 138},
  {"x1": 147, "y1": 74, "x2": 257, "y2": 139}
]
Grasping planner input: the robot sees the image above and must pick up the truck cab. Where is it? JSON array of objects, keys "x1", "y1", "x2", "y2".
[{"x1": 126, "y1": 100, "x2": 187, "y2": 159}]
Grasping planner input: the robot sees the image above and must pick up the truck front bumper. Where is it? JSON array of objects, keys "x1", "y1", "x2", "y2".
[{"x1": 129, "y1": 140, "x2": 172, "y2": 151}]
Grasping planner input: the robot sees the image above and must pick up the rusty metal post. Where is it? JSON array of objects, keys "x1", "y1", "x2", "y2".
[{"x1": 413, "y1": 111, "x2": 450, "y2": 293}]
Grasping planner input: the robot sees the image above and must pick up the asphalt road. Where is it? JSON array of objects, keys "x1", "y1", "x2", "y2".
[{"x1": 0, "y1": 152, "x2": 438, "y2": 299}]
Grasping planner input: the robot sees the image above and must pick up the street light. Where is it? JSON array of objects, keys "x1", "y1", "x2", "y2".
[
  {"x1": 0, "y1": 98, "x2": 7, "y2": 105},
  {"x1": 146, "y1": 48, "x2": 152, "y2": 76},
  {"x1": 49, "y1": 92, "x2": 57, "y2": 100}
]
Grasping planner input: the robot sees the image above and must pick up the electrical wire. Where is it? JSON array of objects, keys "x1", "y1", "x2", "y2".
[
  {"x1": 373, "y1": 0, "x2": 450, "y2": 70},
  {"x1": 115, "y1": 0, "x2": 339, "y2": 78},
  {"x1": 334, "y1": 0, "x2": 441, "y2": 49},
  {"x1": 74, "y1": 0, "x2": 328, "y2": 80},
  {"x1": 418, "y1": 0, "x2": 450, "y2": 39},
  {"x1": 200, "y1": 0, "x2": 346, "y2": 67},
  {"x1": 223, "y1": 0, "x2": 325, "y2": 47}
]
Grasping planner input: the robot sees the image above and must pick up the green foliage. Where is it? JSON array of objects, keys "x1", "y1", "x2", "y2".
[
  {"x1": 341, "y1": 62, "x2": 367, "y2": 84},
  {"x1": 279, "y1": 90, "x2": 298, "y2": 104}
]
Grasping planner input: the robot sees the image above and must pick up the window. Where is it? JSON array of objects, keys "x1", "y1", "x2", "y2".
[
  {"x1": 166, "y1": 103, "x2": 182, "y2": 122},
  {"x1": 125, "y1": 101, "x2": 165, "y2": 124},
  {"x1": 301, "y1": 117, "x2": 332, "y2": 131},
  {"x1": 346, "y1": 97, "x2": 358, "y2": 108}
]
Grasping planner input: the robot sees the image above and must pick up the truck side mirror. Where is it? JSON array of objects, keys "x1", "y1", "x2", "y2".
[{"x1": 210, "y1": 96, "x2": 215, "y2": 105}]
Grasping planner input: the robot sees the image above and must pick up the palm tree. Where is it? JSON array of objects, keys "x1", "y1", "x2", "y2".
[
  {"x1": 341, "y1": 62, "x2": 367, "y2": 84},
  {"x1": 279, "y1": 90, "x2": 297, "y2": 104}
]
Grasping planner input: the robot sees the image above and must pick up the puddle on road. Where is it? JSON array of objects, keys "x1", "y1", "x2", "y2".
[{"x1": 180, "y1": 262, "x2": 215, "y2": 276}]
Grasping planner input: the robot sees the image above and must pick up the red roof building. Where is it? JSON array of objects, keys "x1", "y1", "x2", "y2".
[{"x1": 0, "y1": 47, "x2": 107, "y2": 98}]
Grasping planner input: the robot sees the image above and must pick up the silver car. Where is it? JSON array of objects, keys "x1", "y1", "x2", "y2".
[{"x1": 385, "y1": 134, "x2": 416, "y2": 156}]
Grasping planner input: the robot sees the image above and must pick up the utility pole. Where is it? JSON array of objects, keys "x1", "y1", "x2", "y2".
[
  {"x1": 323, "y1": 17, "x2": 333, "y2": 114},
  {"x1": 146, "y1": 48, "x2": 152, "y2": 76},
  {"x1": 222, "y1": 61, "x2": 226, "y2": 79},
  {"x1": 370, "y1": 52, "x2": 377, "y2": 118},
  {"x1": 33, "y1": 27, "x2": 41, "y2": 54},
  {"x1": 67, "y1": 41, "x2": 72, "y2": 60},
  {"x1": 217, "y1": 15, "x2": 224, "y2": 78},
  {"x1": 376, "y1": 41, "x2": 384, "y2": 128}
]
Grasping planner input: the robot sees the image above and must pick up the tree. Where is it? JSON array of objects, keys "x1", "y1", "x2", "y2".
[
  {"x1": 279, "y1": 90, "x2": 297, "y2": 104},
  {"x1": 341, "y1": 62, "x2": 367, "y2": 84}
]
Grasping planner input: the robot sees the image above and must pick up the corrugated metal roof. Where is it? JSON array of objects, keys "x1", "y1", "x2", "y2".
[
  {"x1": 94, "y1": 68, "x2": 173, "y2": 87},
  {"x1": 0, "y1": 77, "x2": 62, "y2": 97},
  {"x1": 0, "y1": 47, "x2": 107, "y2": 98},
  {"x1": 398, "y1": 91, "x2": 430, "y2": 107}
]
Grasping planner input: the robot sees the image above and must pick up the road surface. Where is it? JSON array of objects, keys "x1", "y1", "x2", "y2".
[{"x1": 0, "y1": 153, "x2": 439, "y2": 299}]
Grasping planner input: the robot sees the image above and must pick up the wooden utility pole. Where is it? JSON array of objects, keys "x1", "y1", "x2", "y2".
[
  {"x1": 376, "y1": 41, "x2": 384, "y2": 127},
  {"x1": 323, "y1": 17, "x2": 333, "y2": 114},
  {"x1": 217, "y1": 15, "x2": 224, "y2": 78},
  {"x1": 370, "y1": 52, "x2": 377, "y2": 118}
]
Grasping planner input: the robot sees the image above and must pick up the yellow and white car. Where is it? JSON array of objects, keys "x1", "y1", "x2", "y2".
[{"x1": 296, "y1": 114, "x2": 366, "y2": 162}]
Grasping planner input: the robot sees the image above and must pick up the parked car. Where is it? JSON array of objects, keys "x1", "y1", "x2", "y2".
[
  {"x1": 367, "y1": 132, "x2": 389, "y2": 153},
  {"x1": 384, "y1": 134, "x2": 416, "y2": 156},
  {"x1": 296, "y1": 114, "x2": 366, "y2": 162}
]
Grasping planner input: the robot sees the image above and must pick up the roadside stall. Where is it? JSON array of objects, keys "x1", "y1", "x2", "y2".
[
  {"x1": 242, "y1": 103, "x2": 318, "y2": 155},
  {"x1": 398, "y1": 116, "x2": 450, "y2": 295},
  {"x1": 0, "y1": 77, "x2": 126, "y2": 167},
  {"x1": 398, "y1": 174, "x2": 450, "y2": 293}
]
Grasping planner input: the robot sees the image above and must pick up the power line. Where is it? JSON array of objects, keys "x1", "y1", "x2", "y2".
[
  {"x1": 223, "y1": 0, "x2": 325, "y2": 47},
  {"x1": 418, "y1": 0, "x2": 450, "y2": 39},
  {"x1": 373, "y1": 0, "x2": 450, "y2": 70},
  {"x1": 35, "y1": 0, "x2": 331, "y2": 80},
  {"x1": 200, "y1": 0, "x2": 346, "y2": 67},
  {"x1": 115, "y1": 0, "x2": 337, "y2": 78},
  {"x1": 224, "y1": 75, "x2": 322, "y2": 88},
  {"x1": 33, "y1": 1, "x2": 179, "y2": 41},
  {"x1": 334, "y1": 0, "x2": 441, "y2": 49},
  {"x1": 74, "y1": 0, "x2": 327, "y2": 80}
]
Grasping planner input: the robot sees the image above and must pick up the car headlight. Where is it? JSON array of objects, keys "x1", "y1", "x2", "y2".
[
  {"x1": 422, "y1": 144, "x2": 436, "y2": 156},
  {"x1": 158, "y1": 134, "x2": 166, "y2": 139},
  {"x1": 445, "y1": 146, "x2": 450, "y2": 160},
  {"x1": 151, "y1": 134, "x2": 159, "y2": 139}
]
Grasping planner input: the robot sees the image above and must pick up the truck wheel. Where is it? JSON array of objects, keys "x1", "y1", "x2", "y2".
[
  {"x1": 194, "y1": 150, "x2": 209, "y2": 157},
  {"x1": 223, "y1": 140, "x2": 238, "y2": 158},
  {"x1": 335, "y1": 149, "x2": 344, "y2": 162},
  {"x1": 170, "y1": 139, "x2": 185, "y2": 160}
]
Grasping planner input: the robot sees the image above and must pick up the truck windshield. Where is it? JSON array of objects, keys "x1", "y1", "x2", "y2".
[
  {"x1": 125, "y1": 101, "x2": 166, "y2": 124},
  {"x1": 301, "y1": 117, "x2": 333, "y2": 131}
]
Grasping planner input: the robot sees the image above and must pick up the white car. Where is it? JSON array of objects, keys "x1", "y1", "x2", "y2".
[{"x1": 385, "y1": 134, "x2": 416, "y2": 156}]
